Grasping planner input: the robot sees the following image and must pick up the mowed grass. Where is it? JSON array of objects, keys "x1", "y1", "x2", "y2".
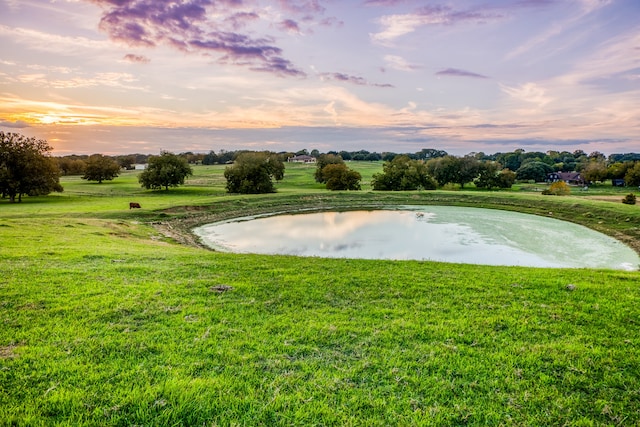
[{"x1": 1, "y1": 163, "x2": 640, "y2": 426}]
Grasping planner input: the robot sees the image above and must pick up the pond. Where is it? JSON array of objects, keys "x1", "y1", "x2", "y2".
[{"x1": 193, "y1": 206, "x2": 640, "y2": 270}]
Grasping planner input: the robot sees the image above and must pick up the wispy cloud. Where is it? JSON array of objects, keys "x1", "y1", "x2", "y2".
[
  {"x1": 10, "y1": 71, "x2": 145, "y2": 91},
  {"x1": 277, "y1": 0, "x2": 325, "y2": 16},
  {"x1": 320, "y1": 72, "x2": 394, "y2": 88},
  {"x1": 0, "y1": 24, "x2": 113, "y2": 54},
  {"x1": 555, "y1": 28, "x2": 640, "y2": 86},
  {"x1": 123, "y1": 54, "x2": 150, "y2": 64},
  {"x1": 436, "y1": 68, "x2": 489, "y2": 79},
  {"x1": 371, "y1": 4, "x2": 503, "y2": 44},
  {"x1": 224, "y1": 12, "x2": 260, "y2": 30},
  {"x1": 270, "y1": 1, "x2": 342, "y2": 31},
  {"x1": 578, "y1": 0, "x2": 613, "y2": 14},
  {"x1": 369, "y1": 0, "x2": 578, "y2": 46},
  {"x1": 514, "y1": 0, "x2": 558, "y2": 7},
  {"x1": 364, "y1": 0, "x2": 408, "y2": 6},
  {"x1": 505, "y1": 0, "x2": 613, "y2": 60},
  {"x1": 501, "y1": 82, "x2": 552, "y2": 107},
  {"x1": 384, "y1": 55, "x2": 421, "y2": 71}
]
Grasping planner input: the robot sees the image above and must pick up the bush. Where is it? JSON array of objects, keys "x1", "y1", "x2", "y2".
[
  {"x1": 139, "y1": 151, "x2": 193, "y2": 190},
  {"x1": 474, "y1": 163, "x2": 516, "y2": 190},
  {"x1": 372, "y1": 155, "x2": 436, "y2": 191},
  {"x1": 542, "y1": 181, "x2": 571, "y2": 196},
  {"x1": 314, "y1": 154, "x2": 344, "y2": 183},
  {"x1": 224, "y1": 152, "x2": 284, "y2": 194},
  {"x1": 82, "y1": 154, "x2": 121, "y2": 183},
  {"x1": 622, "y1": 193, "x2": 637, "y2": 205},
  {"x1": 516, "y1": 161, "x2": 554, "y2": 182},
  {"x1": 322, "y1": 163, "x2": 361, "y2": 191}
]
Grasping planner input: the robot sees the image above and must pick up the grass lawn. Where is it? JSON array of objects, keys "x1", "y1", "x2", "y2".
[{"x1": 1, "y1": 163, "x2": 640, "y2": 426}]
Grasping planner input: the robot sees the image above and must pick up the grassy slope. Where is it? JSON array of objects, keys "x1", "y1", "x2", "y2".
[{"x1": 1, "y1": 163, "x2": 640, "y2": 426}]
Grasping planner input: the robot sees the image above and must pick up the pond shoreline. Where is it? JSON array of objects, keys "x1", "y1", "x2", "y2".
[
  {"x1": 149, "y1": 192, "x2": 640, "y2": 258},
  {"x1": 192, "y1": 207, "x2": 640, "y2": 269}
]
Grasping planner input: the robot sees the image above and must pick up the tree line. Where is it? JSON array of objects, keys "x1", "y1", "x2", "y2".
[
  {"x1": 4, "y1": 130, "x2": 640, "y2": 202},
  {"x1": 55, "y1": 146, "x2": 640, "y2": 187}
]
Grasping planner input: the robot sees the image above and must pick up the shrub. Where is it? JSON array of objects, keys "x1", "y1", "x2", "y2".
[
  {"x1": 139, "y1": 151, "x2": 193, "y2": 190},
  {"x1": 224, "y1": 152, "x2": 284, "y2": 194},
  {"x1": 542, "y1": 181, "x2": 571, "y2": 196},
  {"x1": 622, "y1": 193, "x2": 637, "y2": 205},
  {"x1": 82, "y1": 154, "x2": 121, "y2": 183},
  {"x1": 322, "y1": 163, "x2": 361, "y2": 191},
  {"x1": 314, "y1": 154, "x2": 345, "y2": 183},
  {"x1": 474, "y1": 163, "x2": 516, "y2": 190},
  {"x1": 372, "y1": 155, "x2": 436, "y2": 191}
]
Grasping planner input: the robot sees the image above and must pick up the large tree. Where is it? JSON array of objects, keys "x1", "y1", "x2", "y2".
[
  {"x1": 57, "y1": 156, "x2": 87, "y2": 176},
  {"x1": 0, "y1": 132, "x2": 63, "y2": 202},
  {"x1": 116, "y1": 155, "x2": 136, "y2": 170},
  {"x1": 322, "y1": 163, "x2": 362, "y2": 191},
  {"x1": 82, "y1": 154, "x2": 121, "y2": 183},
  {"x1": 453, "y1": 156, "x2": 482, "y2": 188},
  {"x1": 138, "y1": 151, "x2": 193, "y2": 190},
  {"x1": 608, "y1": 161, "x2": 635, "y2": 180},
  {"x1": 314, "y1": 154, "x2": 345, "y2": 183},
  {"x1": 224, "y1": 151, "x2": 285, "y2": 194},
  {"x1": 372, "y1": 155, "x2": 436, "y2": 191},
  {"x1": 426, "y1": 155, "x2": 480, "y2": 188},
  {"x1": 515, "y1": 161, "x2": 554, "y2": 182},
  {"x1": 582, "y1": 160, "x2": 608, "y2": 183},
  {"x1": 474, "y1": 162, "x2": 516, "y2": 190},
  {"x1": 624, "y1": 162, "x2": 640, "y2": 187},
  {"x1": 415, "y1": 148, "x2": 448, "y2": 161}
]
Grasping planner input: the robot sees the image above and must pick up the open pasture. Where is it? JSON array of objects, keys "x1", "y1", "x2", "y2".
[{"x1": 1, "y1": 163, "x2": 640, "y2": 426}]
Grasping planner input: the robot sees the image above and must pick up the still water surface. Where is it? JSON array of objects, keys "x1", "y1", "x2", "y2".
[{"x1": 193, "y1": 206, "x2": 640, "y2": 270}]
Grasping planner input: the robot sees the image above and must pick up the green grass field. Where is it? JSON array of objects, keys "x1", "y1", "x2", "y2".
[{"x1": 2, "y1": 163, "x2": 640, "y2": 426}]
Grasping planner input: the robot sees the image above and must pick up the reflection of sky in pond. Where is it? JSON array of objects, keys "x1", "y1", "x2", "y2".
[{"x1": 193, "y1": 207, "x2": 640, "y2": 270}]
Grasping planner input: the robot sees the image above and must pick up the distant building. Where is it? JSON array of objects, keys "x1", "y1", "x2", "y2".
[
  {"x1": 287, "y1": 155, "x2": 316, "y2": 163},
  {"x1": 134, "y1": 164, "x2": 147, "y2": 170},
  {"x1": 546, "y1": 172, "x2": 584, "y2": 185}
]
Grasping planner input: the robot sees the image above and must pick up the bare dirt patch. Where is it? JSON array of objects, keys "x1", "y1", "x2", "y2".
[
  {"x1": 584, "y1": 196, "x2": 626, "y2": 203},
  {"x1": 0, "y1": 344, "x2": 19, "y2": 359},
  {"x1": 152, "y1": 221, "x2": 207, "y2": 248}
]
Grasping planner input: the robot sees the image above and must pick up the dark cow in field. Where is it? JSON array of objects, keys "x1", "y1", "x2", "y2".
[{"x1": 129, "y1": 202, "x2": 141, "y2": 209}]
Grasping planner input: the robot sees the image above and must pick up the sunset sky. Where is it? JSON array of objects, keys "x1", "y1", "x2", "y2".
[{"x1": 1, "y1": 0, "x2": 639, "y2": 156}]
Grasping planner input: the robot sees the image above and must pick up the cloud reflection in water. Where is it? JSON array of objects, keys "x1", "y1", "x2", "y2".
[{"x1": 193, "y1": 207, "x2": 640, "y2": 270}]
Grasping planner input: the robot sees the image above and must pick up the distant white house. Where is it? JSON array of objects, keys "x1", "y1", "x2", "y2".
[
  {"x1": 134, "y1": 164, "x2": 147, "y2": 170},
  {"x1": 287, "y1": 155, "x2": 316, "y2": 163}
]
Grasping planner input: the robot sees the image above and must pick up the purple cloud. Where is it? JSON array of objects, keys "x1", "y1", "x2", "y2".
[
  {"x1": 278, "y1": 19, "x2": 301, "y2": 34},
  {"x1": 224, "y1": 12, "x2": 260, "y2": 30},
  {"x1": 277, "y1": 0, "x2": 325, "y2": 16},
  {"x1": 123, "y1": 53, "x2": 150, "y2": 63},
  {"x1": 415, "y1": 5, "x2": 503, "y2": 25},
  {"x1": 87, "y1": 0, "x2": 306, "y2": 77},
  {"x1": 95, "y1": 0, "x2": 212, "y2": 45},
  {"x1": 319, "y1": 17, "x2": 344, "y2": 27},
  {"x1": 515, "y1": 0, "x2": 558, "y2": 7},
  {"x1": 364, "y1": 0, "x2": 407, "y2": 5},
  {"x1": 321, "y1": 72, "x2": 394, "y2": 87},
  {"x1": 435, "y1": 68, "x2": 489, "y2": 79},
  {"x1": 0, "y1": 120, "x2": 30, "y2": 129},
  {"x1": 251, "y1": 57, "x2": 305, "y2": 77},
  {"x1": 276, "y1": 0, "x2": 341, "y2": 28}
]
